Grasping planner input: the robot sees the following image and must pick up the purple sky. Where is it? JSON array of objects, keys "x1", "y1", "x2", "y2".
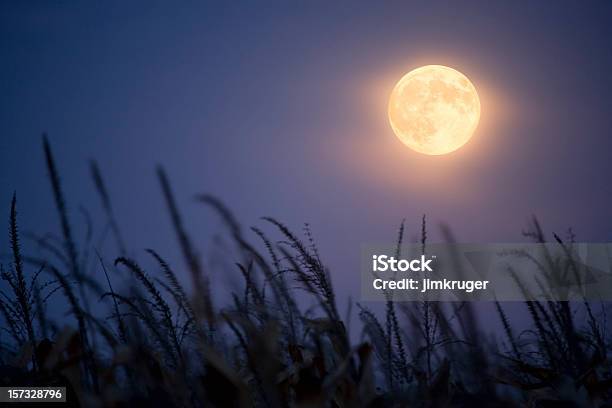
[{"x1": 2, "y1": 2, "x2": 612, "y2": 328}]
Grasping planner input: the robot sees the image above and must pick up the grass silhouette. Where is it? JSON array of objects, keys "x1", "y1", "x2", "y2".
[{"x1": 0, "y1": 135, "x2": 611, "y2": 407}]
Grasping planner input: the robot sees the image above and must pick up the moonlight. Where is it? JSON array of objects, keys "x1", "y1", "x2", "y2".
[{"x1": 388, "y1": 65, "x2": 481, "y2": 155}]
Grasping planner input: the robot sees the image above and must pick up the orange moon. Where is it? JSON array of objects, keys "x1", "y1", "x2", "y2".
[{"x1": 388, "y1": 65, "x2": 481, "y2": 155}]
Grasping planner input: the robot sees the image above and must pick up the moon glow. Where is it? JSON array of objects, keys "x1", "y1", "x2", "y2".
[{"x1": 388, "y1": 65, "x2": 481, "y2": 155}]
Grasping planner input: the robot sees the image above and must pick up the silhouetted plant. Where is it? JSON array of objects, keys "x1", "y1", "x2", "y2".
[{"x1": 0, "y1": 135, "x2": 609, "y2": 407}]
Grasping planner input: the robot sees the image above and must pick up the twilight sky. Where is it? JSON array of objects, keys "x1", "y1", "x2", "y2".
[{"x1": 2, "y1": 1, "x2": 612, "y2": 313}]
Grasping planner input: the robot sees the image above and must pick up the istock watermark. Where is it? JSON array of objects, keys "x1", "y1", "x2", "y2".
[
  {"x1": 361, "y1": 243, "x2": 612, "y2": 302},
  {"x1": 372, "y1": 254, "x2": 434, "y2": 272}
]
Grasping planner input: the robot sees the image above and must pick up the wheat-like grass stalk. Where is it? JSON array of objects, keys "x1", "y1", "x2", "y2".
[
  {"x1": 42, "y1": 135, "x2": 80, "y2": 279},
  {"x1": 158, "y1": 166, "x2": 214, "y2": 327},
  {"x1": 48, "y1": 265, "x2": 99, "y2": 391},
  {"x1": 90, "y1": 160, "x2": 127, "y2": 256},
  {"x1": 8, "y1": 193, "x2": 38, "y2": 369},
  {"x1": 114, "y1": 257, "x2": 182, "y2": 362}
]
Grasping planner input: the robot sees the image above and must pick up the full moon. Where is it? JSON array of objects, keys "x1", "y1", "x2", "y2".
[{"x1": 388, "y1": 65, "x2": 481, "y2": 155}]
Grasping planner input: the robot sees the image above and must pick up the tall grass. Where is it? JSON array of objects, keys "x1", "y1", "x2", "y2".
[{"x1": 0, "y1": 135, "x2": 610, "y2": 406}]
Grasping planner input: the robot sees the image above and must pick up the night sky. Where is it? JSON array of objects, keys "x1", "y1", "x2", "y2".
[{"x1": 2, "y1": 2, "x2": 612, "y2": 317}]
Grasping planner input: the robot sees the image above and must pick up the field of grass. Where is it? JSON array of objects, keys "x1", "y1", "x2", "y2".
[{"x1": 1, "y1": 136, "x2": 611, "y2": 407}]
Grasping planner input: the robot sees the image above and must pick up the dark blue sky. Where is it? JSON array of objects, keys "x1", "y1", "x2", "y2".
[{"x1": 2, "y1": 1, "x2": 612, "y2": 313}]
